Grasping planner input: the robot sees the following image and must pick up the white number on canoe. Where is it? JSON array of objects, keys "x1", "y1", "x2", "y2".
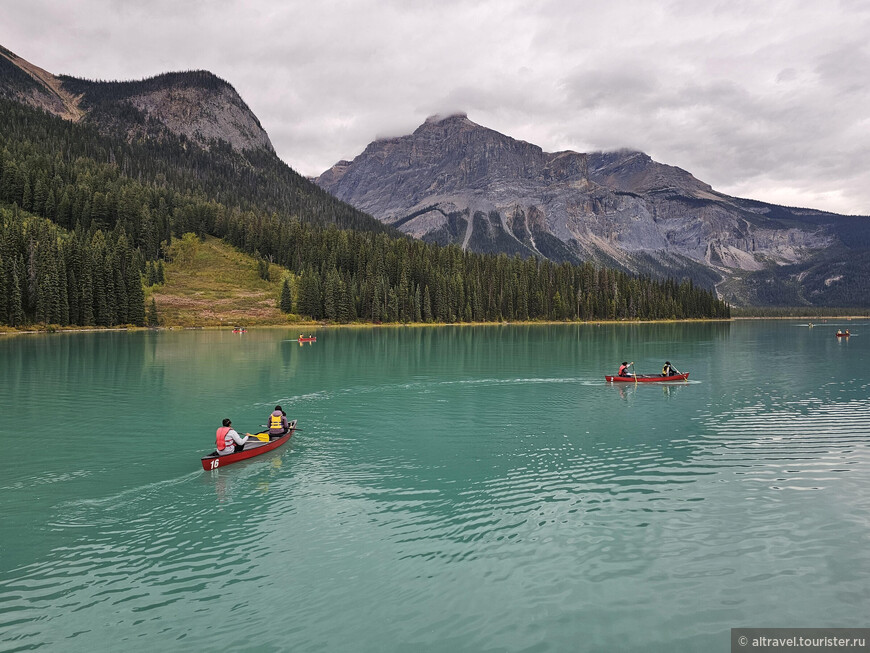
[{"x1": 210, "y1": 459, "x2": 219, "y2": 469}]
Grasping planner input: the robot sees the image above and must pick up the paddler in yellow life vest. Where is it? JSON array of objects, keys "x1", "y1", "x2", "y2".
[
  {"x1": 267, "y1": 405, "x2": 290, "y2": 438},
  {"x1": 661, "y1": 361, "x2": 675, "y2": 376}
]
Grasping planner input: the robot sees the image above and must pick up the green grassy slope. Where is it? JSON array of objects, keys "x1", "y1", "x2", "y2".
[{"x1": 147, "y1": 236, "x2": 302, "y2": 327}]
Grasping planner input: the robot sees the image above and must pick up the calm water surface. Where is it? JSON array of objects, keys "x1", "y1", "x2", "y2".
[{"x1": 1, "y1": 321, "x2": 869, "y2": 652}]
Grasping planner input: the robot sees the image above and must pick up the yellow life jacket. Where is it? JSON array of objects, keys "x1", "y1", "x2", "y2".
[{"x1": 269, "y1": 413, "x2": 284, "y2": 431}]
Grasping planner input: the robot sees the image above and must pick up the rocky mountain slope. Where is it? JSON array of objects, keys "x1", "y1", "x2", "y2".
[
  {"x1": 317, "y1": 113, "x2": 870, "y2": 306},
  {"x1": 0, "y1": 46, "x2": 272, "y2": 153},
  {"x1": 0, "y1": 44, "x2": 386, "y2": 235}
]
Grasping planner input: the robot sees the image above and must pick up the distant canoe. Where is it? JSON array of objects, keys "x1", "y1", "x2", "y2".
[
  {"x1": 298, "y1": 337, "x2": 316, "y2": 342},
  {"x1": 836, "y1": 331, "x2": 850, "y2": 338},
  {"x1": 605, "y1": 373, "x2": 689, "y2": 383}
]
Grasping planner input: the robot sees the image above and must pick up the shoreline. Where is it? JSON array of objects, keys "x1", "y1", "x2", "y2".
[
  {"x1": 1, "y1": 318, "x2": 726, "y2": 335},
  {"x1": 3, "y1": 315, "x2": 868, "y2": 336},
  {"x1": 0, "y1": 315, "x2": 870, "y2": 336}
]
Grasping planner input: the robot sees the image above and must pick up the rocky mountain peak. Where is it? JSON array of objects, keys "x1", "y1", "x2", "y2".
[
  {"x1": 0, "y1": 46, "x2": 84, "y2": 121},
  {"x1": 316, "y1": 114, "x2": 852, "y2": 303},
  {"x1": 587, "y1": 148, "x2": 711, "y2": 195},
  {"x1": 0, "y1": 45, "x2": 274, "y2": 154},
  {"x1": 423, "y1": 111, "x2": 470, "y2": 124}
]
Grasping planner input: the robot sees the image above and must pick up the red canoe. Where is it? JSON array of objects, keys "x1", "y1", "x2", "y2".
[
  {"x1": 298, "y1": 337, "x2": 316, "y2": 342},
  {"x1": 201, "y1": 420, "x2": 297, "y2": 471},
  {"x1": 836, "y1": 331, "x2": 850, "y2": 338},
  {"x1": 605, "y1": 373, "x2": 690, "y2": 383}
]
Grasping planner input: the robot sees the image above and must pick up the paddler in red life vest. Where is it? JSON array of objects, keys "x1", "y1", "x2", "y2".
[
  {"x1": 267, "y1": 405, "x2": 289, "y2": 437},
  {"x1": 618, "y1": 361, "x2": 634, "y2": 377},
  {"x1": 216, "y1": 418, "x2": 249, "y2": 455}
]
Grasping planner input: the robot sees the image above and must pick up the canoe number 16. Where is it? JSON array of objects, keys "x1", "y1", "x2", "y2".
[{"x1": 210, "y1": 459, "x2": 220, "y2": 470}]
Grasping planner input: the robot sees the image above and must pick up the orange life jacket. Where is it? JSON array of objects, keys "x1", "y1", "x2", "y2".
[{"x1": 216, "y1": 426, "x2": 232, "y2": 451}]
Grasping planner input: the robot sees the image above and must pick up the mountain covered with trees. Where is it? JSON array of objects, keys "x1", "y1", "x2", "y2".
[
  {"x1": 317, "y1": 114, "x2": 870, "y2": 307},
  {"x1": 0, "y1": 46, "x2": 728, "y2": 328}
]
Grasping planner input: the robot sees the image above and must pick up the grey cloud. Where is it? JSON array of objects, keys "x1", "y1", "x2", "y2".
[{"x1": 3, "y1": 0, "x2": 870, "y2": 215}]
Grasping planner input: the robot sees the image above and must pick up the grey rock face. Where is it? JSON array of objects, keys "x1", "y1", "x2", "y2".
[
  {"x1": 122, "y1": 80, "x2": 275, "y2": 153},
  {"x1": 316, "y1": 114, "x2": 839, "y2": 296},
  {"x1": 0, "y1": 46, "x2": 273, "y2": 154}
]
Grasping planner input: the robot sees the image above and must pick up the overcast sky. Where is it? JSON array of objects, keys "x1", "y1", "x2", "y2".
[{"x1": 4, "y1": 0, "x2": 870, "y2": 215}]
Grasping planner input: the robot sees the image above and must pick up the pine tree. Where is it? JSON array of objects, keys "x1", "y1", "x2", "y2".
[
  {"x1": 279, "y1": 278, "x2": 292, "y2": 313},
  {"x1": 0, "y1": 253, "x2": 6, "y2": 321},
  {"x1": 323, "y1": 269, "x2": 339, "y2": 321},
  {"x1": 127, "y1": 262, "x2": 146, "y2": 326},
  {"x1": 80, "y1": 254, "x2": 95, "y2": 326},
  {"x1": 146, "y1": 260, "x2": 157, "y2": 285},
  {"x1": 9, "y1": 256, "x2": 25, "y2": 326},
  {"x1": 423, "y1": 285, "x2": 432, "y2": 322},
  {"x1": 146, "y1": 297, "x2": 159, "y2": 327}
]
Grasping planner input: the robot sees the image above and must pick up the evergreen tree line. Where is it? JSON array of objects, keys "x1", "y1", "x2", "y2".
[
  {"x1": 59, "y1": 70, "x2": 241, "y2": 106},
  {"x1": 0, "y1": 98, "x2": 729, "y2": 326},
  {"x1": 219, "y1": 215, "x2": 728, "y2": 322},
  {"x1": 0, "y1": 98, "x2": 391, "y2": 235},
  {"x1": 0, "y1": 206, "x2": 146, "y2": 327}
]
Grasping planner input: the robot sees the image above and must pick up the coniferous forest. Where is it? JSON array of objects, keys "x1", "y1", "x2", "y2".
[{"x1": 0, "y1": 98, "x2": 729, "y2": 327}]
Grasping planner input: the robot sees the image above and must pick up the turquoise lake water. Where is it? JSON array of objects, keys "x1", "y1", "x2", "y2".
[{"x1": 1, "y1": 321, "x2": 869, "y2": 652}]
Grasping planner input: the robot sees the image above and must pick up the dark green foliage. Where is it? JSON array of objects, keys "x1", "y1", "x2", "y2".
[
  {"x1": 126, "y1": 256, "x2": 146, "y2": 326},
  {"x1": 279, "y1": 278, "x2": 292, "y2": 313},
  {"x1": 0, "y1": 97, "x2": 729, "y2": 326},
  {"x1": 0, "y1": 207, "x2": 146, "y2": 326},
  {"x1": 0, "y1": 97, "x2": 390, "y2": 237},
  {"x1": 731, "y1": 306, "x2": 870, "y2": 317},
  {"x1": 214, "y1": 220, "x2": 728, "y2": 323},
  {"x1": 0, "y1": 50, "x2": 50, "y2": 99},
  {"x1": 146, "y1": 297, "x2": 159, "y2": 327}
]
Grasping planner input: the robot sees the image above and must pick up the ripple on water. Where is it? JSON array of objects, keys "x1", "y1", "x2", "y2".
[
  {"x1": 701, "y1": 398, "x2": 870, "y2": 491},
  {"x1": 3, "y1": 326, "x2": 870, "y2": 651}
]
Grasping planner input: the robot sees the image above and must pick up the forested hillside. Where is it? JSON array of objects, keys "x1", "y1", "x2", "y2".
[{"x1": 0, "y1": 98, "x2": 729, "y2": 327}]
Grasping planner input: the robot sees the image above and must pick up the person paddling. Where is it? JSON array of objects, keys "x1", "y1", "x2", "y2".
[
  {"x1": 618, "y1": 361, "x2": 634, "y2": 377},
  {"x1": 662, "y1": 361, "x2": 675, "y2": 377},
  {"x1": 216, "y1": 418, "x2": 249, "y2": 456},
  {"x1": 267, "y1": 405, "x2": 290, "y2": 438}
]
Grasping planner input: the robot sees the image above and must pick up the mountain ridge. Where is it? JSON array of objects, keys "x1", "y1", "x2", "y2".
[
  {"x1": 317, "y1": 113, "x2": 869, "y2": 306},
  {"x1": 1, "y1": 46, "x2": 273, "y2": 153}
]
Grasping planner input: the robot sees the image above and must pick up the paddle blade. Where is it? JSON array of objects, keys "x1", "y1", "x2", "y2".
[{"x1": 246, "y1": 432, "x2": 269, "y2": 442}]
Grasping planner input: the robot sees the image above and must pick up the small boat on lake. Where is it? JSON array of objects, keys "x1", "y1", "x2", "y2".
[
  {"x1": 201, "y1": 420, "x2": 297, "y2": 470},
  {"x1": 605, "y1": 373, "x2": 690, "y2": 383},
  {"x1": 232, "y1": 327, "x2": 247, "y2": 333},
  {"x1": 836, "y1": 330, "x2": 850, "y2": 338},
  {"x1": 297, "y1": 336, "x2": 316, "y2": 342}
]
